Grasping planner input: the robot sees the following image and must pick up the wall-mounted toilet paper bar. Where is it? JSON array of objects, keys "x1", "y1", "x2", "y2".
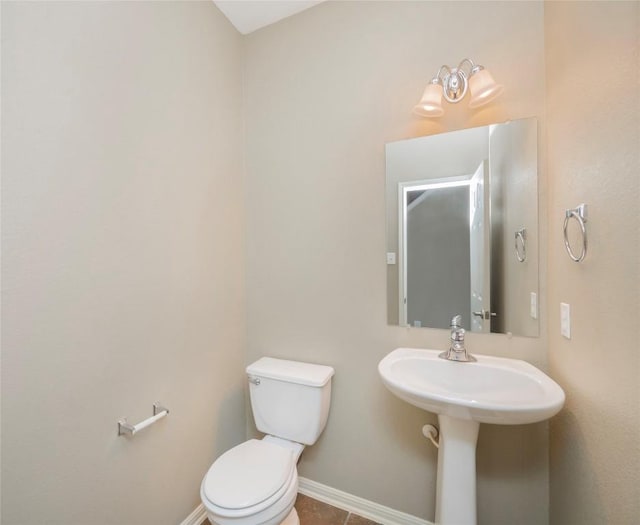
[{"x1": 118, "y1": 403, "x2": 169, "y2": 436}]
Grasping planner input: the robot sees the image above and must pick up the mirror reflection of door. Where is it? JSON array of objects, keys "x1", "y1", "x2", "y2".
[
  {"x1": 469, "y1": 160, "x2": 491, "y2": 333},
  {"x1": 399, "y1": 177, "x2": 472, "y2": 329}
]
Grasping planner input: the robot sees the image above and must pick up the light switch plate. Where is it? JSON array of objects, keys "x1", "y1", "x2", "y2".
[
  {"x1": 530, "y1": 292, "x2": 537, "y2": 319},
  {"x1": 386, "y1": 252, "x2": 396, "y2": 265},
  {"x1": 560, "y1": 303, "x2": 571, "y2": 339}
]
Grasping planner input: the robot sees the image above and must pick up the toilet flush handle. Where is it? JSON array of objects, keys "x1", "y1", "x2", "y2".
[{"x1": 248, "y1": 376, "x2": 261, "y2": 386}]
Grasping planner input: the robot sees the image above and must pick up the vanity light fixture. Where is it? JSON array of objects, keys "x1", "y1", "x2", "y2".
[{"x1": 413, "y1": 58, "x2": 503, "y2": 117}]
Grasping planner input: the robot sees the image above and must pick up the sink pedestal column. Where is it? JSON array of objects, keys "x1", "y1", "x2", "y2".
[{"x1": 435, "y1": 415, "x2": 480, "y2": 525}]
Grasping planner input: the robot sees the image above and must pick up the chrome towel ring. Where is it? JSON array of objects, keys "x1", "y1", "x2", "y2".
[
  {"x1": 515, "y1": 228, "x2": 527, "y2": 262},
  {"x1": 563, "y1": 204, "x2": 588, "y2": 262}
]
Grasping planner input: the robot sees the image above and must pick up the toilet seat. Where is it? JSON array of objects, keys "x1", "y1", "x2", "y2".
[{"x1": 201, "y1": 439, "x2": 296, "y2": 520}]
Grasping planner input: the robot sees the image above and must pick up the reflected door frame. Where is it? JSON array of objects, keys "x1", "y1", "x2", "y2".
[{"x1": 469, "y1": 160, "x2": 491, "y2": 333}]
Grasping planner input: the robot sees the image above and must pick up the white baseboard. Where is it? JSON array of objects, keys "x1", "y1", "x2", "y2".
[
  {"x1": 179, "y1": 503, "x2": 207, "y2": 525},
  {"x1": 298, "y1": 477, "x2": 433, "y2": 525},
  {"x1": 182, "y1": 479, "x2": 433, "y2": 525}
]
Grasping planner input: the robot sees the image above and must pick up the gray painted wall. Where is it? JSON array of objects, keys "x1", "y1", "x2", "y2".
[
  {"x1": 545, "y1": 2, "x2": 640, "y2": 523},
  {"x1": 1, "y1": 2, "x2": 246, "y2": 523},
  {"x1": 244, "y1": 2, "x2": 549, "y2": 523}
]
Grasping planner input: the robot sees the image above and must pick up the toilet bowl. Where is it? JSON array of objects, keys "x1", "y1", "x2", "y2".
[
  {"x1": 200, "y1": 357, "x2": 334, "y2": 525},
  {"x1": 200, "y1": 438, "x2": 302, "y2": 525}
]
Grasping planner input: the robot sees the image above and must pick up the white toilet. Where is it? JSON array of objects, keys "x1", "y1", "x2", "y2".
[{"x1": 200, "y1": 357, "x2": 335, "y2": 525}]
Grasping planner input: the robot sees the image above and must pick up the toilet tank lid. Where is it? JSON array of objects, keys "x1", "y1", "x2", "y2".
[{"x1": 247, "y1": 357, "x2": 335, "y2": 387}]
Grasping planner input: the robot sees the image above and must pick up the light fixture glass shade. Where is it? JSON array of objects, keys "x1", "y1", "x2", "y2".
[
  {"x1": 468, "y1": 69, "x2": 504, "y2": 108},
  {"x1": 413, "y1": 83, "x2": 444, "y2": 117}
]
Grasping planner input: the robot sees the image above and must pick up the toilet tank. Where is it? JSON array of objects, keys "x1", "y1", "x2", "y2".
[{"x1": 246, "y1": 357, "x2": 335, "y2": 446}]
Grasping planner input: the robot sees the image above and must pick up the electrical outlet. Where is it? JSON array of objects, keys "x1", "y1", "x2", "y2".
[{"x1": 386, "y1": 252, "x2": 396, "y2": 265}]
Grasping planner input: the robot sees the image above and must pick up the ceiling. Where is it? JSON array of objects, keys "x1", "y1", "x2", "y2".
[{"x1": 214, "y1": 1, "x2": 325, "y2": 35}]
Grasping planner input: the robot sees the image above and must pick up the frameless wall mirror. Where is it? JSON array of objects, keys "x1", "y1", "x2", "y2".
[{"x1": 386, "y1": 117, "x2": 539, "y2": 337}]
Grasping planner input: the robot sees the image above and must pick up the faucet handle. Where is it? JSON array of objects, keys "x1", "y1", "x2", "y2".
[
  {"x1": 451, "y1": 327, "x2": 465, "y2": 342},
  {"x1": 450, "y1": 315, "x2": 462, "y2": 329}
]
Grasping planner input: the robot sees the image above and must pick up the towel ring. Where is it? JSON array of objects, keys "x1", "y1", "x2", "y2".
[
  {"x1": 563, "y1": 204, "x2": 588, "y2": 262},
  {"x1": 515, "y1": 228, "x2": 527, "y2": 262}
]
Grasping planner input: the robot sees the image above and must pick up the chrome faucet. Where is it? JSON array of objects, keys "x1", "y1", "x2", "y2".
[{"x1": 438, "y1": 315, "x2": 477, "y2": 362}]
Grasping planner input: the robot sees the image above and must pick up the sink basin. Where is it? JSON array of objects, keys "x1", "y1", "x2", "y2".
[
  {"x1": 378, "y1": 347, "x2": 564, "y2": 424},
  {"x1": 379, "y1": 348, "x2": 565, "y2": 524}
]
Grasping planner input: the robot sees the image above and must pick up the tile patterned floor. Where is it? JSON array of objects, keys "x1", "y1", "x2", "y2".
[
  {"x1": 203, "y1": 493, "x2": 381, "y2": 525},
  {"x1": 295, "y1": 494, "x2": 380, "y2": 525}
]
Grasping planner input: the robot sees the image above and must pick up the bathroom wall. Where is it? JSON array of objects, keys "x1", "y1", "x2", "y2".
[
  {"x1": 1, "y1": 2, "x2": 246, "y2": 523},
  {"x1": 244, "y1": 2, "x2": 549, "y2": 523},
  {"x1": 545, "y1": 2, "x2": 640, "y2": 524}
]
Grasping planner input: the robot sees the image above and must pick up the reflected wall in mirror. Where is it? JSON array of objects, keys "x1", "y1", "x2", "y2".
[{"x1": 386, "y1": 117, "x2": 539, "y2": 337}]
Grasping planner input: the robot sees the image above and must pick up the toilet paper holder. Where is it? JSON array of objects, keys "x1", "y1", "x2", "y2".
[{"x1": 118, "y1": 403, "x2": 169, "y2": 436}]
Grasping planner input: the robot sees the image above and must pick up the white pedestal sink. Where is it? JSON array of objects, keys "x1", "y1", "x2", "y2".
[{"x1": 378, "y1": 348, "x2": 565, "y2": 525}]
